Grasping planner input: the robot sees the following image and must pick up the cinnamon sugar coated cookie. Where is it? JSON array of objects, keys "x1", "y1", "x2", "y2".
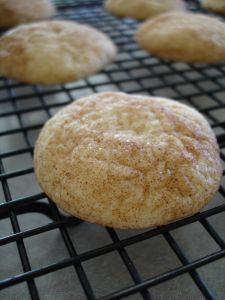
[
  {"x1": 0, "y1": 21, "x2": 117, "y2": 84},
  {"x1": 202, "y1": 0, "x2": 225, "y2": 13},
  {"x1": 105, "y1": 0, "x2": 185, "y2": 20},
  {"x1": 34, "y1": 92, "x2": 222, "y2": 229},
  {"x1": 0, "y1": 0, "x2": 56, "y2": 28},
  {"x1": 137, "y1": 12, "x2": 225, "y2": 63}
]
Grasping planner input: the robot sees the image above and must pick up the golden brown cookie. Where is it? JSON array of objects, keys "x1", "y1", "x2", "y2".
[
  {"x1": 0, "y1": 21, "x2": 117, "y2": 85},
  {"x1": 136, "y1": 12, "x2": 225, "y2": 63},
  {"x1": 34, "y1": 92, "x2": 222, "y2": 229},
  {"x1": 0, "y1": 0, "x2": 56, "y2": 28},
  {"x1": 105, "y1": 0, "x2": 185, "y2": 20},
  {"x1": 202, "y1": 0, "x2": 225, "y2": 13}
]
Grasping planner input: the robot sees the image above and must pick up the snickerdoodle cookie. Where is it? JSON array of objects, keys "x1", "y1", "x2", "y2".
[
  {"x1": 0, "y1": 0, "x2": 56, "y2": 28},
  {"x1": 202, "y1": 0, "x2": 225, "y2": 13},
  {"x1": 34, "y1": 92, "x2": 222, "y2": 229},
  {"x1": 105, "y1": 0, "x2": 185, "y2": 20},
  {"x1": 0, "y1": 21, "x2": 117, "y2": 84},
  {"x1": 136, "y1": 12, "x2": 225, "y2": 63}
]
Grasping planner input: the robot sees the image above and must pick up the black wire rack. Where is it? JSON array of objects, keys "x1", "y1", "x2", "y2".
[{"x1": 0, "y1": 0, "x2": 225, "y2": 299}]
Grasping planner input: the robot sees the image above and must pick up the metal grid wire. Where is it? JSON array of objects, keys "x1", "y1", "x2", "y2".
[{"x1": 0, "y1": 0, "x2": 225, "y2": 299}]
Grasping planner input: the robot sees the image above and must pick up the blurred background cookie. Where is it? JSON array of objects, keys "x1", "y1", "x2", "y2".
[
  {"x1": 0, "y1": 0, "x2": 56, "y2": 28},
  {"x1": 0, "y1": 20, "x2": 117, "y2": 85},
  {"x1": 34, "y1": 92, "x2": 222, "y2": 229},
  {"x1": 105, "y1": 0, "x2": 185, "y2": 20},
  {"x1": 137, "y1": 12, "x2": 225, "y2": 63},
  {"x1": 202, "y1": 0, "x2": 225, "y2": 13}
]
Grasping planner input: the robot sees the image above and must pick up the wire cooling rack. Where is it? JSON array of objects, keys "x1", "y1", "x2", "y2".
[{"x1": 0, "y1": 0, "x2": 225, "y2": 299}]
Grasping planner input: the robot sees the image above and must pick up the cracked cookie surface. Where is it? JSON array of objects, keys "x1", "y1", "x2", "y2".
[
  {"x1": 137, "y1": 12, "x2": 225, "y2": 63},
  {"x1": 0, "y1": 20, "x2": 117, "y2": 84},
  {"x1": 34, "y1": 92, "x2": 222, "y2": 228},
  {"x1": 0, "y1": 0, "x2": 56, "y2": 28}
]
